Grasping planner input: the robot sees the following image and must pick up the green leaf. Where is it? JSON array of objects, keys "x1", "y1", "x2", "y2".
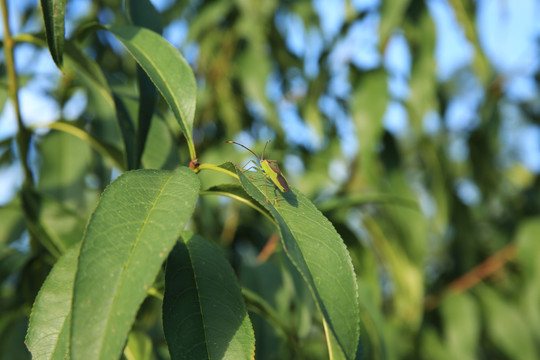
[
  {"x1": 316, "y1": 193, "x2": 419, "y2": 213},
  {"x1": 113, "y1": 93, "x2": 137, "y2": 170},
  {"x1": 70, "y1": 167, "x2": 200, "y2": 359},
  {"x1": 419, "y1": 326, "x2": 453, "y2": 360},
  {"x1": 231, "y1": 163, "x2": 360, "y2": 360},
  {"x1": 36, "y1": 129, "x2": 92, "y2": 203},
  {"x1": 440, "y1": 293, "x2": 480, "y2": 360},
  {"x1": 123, "y1": 331, "x2": 153, "y2": 360},
  {"x1": 356, "y1": 281, "x2": 387, "y2": 360},
  {"x1": 0, "y1": 246, "x2": 30, "y2": 284},
  {"x1": 26, "y1": 243, "x2": 80, "y2": 360},
  {"x1": 515, "y1": 218, "x2": 540, "y2": 340},
  {"x1": 477, "y1": 285, "x2": 537, "y2": 359},
  {"x1": 38, "y1": 194, "x2": 86, "y2": 253},
  {"x1": 0, "y1": 196, "x2": 25, "y2": 246},
  {"x1": 0, "y1": 312, "x2": 31, "y2": 359},
  {"x1": 108, "y1": 26, "x2": 197, "y2": 159},
  {"x1": 134, "y1": 67, "x2": 157, "y2": 169},
  {"x1": 141, "y1": 114, "x2": 180, "y2": 170},
  {"x1": 188, "y1": 0, "x2": 234, "y2": 41},
  {"x1": 31, "y1": 121, "x2": 124, "y2": 170},
  {"x1": 40, "y1": 0, "x2": 66, "y2": 67},
  {"x1": 63, "y1": 40, "x2": 116, "y2": 125},
  {"x1": 236, "y1": 44, "x2": 280, "y2": 133},
  {"x1": 126, "y1": 0, "x2": 163, "y2": 169},
  {"x1": 21, "y1": 187, "x2": 61, "y2": 258},
  {"x1": 446, "y1": 0, "x2": 491, "y2": 83},
  {"x1": 0, "y1": 198, "x2": 31, "y2": 282},
  {"x1": 163, "y1": 231, "x2": 255, "y2": 359},
  {"x1": 61, "y1": 39, "x2": 124, "y2": 158},
  {"x1": 240, "y1": 260, "x2": 315, "y2": 359},
  {"x1": 21, "y1": 130, "x2": 88, "y2": 252},
  {"x1": 126, "y1": 0, "x2": 163, "y2": 34},
  {"x1": 350, "y1": 68, "x2": 388, "y2": 185},
  {"x1": 515, "y1": 217, "x2": 540, "y2": 278},
  {"x1": 378, "y1": 0, "x2": 410, "y2": 52},
  {"x1": 406, "y1": 8, "x2": 437, "y2": 132}
]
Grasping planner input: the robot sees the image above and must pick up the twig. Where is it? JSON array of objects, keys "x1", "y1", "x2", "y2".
[
  {"x1": 424, "y1": 242, "x2": 517, "y2": 310},
  {"x1": 1, "y1": 0, "x2": 33, "y2": 183}
]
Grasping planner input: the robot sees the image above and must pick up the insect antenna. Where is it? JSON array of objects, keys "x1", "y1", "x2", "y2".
[
  {"x1": 225, "y1": 141, "x2": 261, "y2": 163},
  {"x1": 261, "y1": 140, "x2": 271, "y2": 161}
]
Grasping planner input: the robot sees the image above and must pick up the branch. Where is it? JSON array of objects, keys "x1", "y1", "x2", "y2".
[{"x1": 424, "y1": 242, "x2": 517, "y2": 310}]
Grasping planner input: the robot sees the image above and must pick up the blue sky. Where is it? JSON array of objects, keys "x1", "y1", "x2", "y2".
[{"x1": 1, "y1": 0, "x2": 540, "y2": 204}]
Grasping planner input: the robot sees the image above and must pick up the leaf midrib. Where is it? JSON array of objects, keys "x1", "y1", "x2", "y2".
[
  {"x1": 96, "y1": 172, "x2": 175, "y2": 357},
  {"x1": 118, "y1": 28, "x2": 191, "y2": 134}
]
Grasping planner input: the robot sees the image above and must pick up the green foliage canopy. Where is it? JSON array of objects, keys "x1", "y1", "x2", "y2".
[{"x1": 0, "y1": 0, "x2": 539, "y2": 359}]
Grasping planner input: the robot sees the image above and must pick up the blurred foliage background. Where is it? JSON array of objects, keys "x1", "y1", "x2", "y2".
[{"x1": 1, "y1": 0, "x2": 540, "y2": 359}]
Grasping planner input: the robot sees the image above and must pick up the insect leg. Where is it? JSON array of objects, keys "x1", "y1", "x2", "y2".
[
  {"x1": 264, "y1": 173, "x2": 270, "y2": 204},
  {"x1": 236, "y1": 160, "x2": 275, "y2": 205},
  {"x1": 241, "y1": 163, "x2": 272, "y2": 204},
  {"x1": 272, "y1": 185, "x2": 281, "y2": 206},
  {"x1": 238, "y1": 160, "x2": 261, "y2": 173}
]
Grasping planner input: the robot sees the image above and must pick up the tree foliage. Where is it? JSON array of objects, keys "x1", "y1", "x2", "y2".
[{"x1": 1, "y1": 0, "x2": 540, "y2": 359}]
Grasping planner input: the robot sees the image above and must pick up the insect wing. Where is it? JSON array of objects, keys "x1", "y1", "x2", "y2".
[
  {"x1": 265, "y1": 160, "x2": 290, "y2": 192},
  {"x1": 276, "y1": 173, "x2": 290, "y2": 192},
  {"x1": 266, "y1": 160, "x2": 281, "y2": 174}
]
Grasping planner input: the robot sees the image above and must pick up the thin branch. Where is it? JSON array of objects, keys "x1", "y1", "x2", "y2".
[
  {"x1": 1, "y1": 0, "x2": 33, "y2": 183},
  {"x1": 424, "y1": 242, "x2": 517, "y2": 310}
]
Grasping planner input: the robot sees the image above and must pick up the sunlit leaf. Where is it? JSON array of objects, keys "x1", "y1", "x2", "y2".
[
  {"x1": 108, "y1": 26, "x2": 197, "y2": 159},
  {"x1": 231, "y1": 163, "x2": 360, "y2": 360},
  {"x1": 70, "y1": 167, "x2": 200, "y2": 359}
]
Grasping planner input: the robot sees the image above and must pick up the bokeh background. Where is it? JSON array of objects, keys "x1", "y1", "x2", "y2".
[{"x1": 1, "y1": 0, "x2": 540, "y2": 359}]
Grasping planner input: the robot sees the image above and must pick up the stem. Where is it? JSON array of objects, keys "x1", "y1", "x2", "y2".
[
  {"x1": 198, "y1": 163, "x2": 278, "y2": 224},
  {"x1": 256, "y1": 233, "x2": 279, "y2": 263},
  {"x1": 1, "y1": 0, "x2": 33, "y2": 184},
  {"x1": 446, "y1": 242, "x2": 517, "y2": 293},
  {"x1": 199, "y1": 190, "x2": 276, "y2": 225},
  {"x1": 187, "y1": 141, "x2": 197, "y2": 164},
  {"x1": 14, "y1": 33, "x2": 47, "y2": 47},
  {"x1": 198, "y1": 163, "x2": 238, "y2": 179},
  {"x1": 29, "y1": 122, "x2": 125, "y2": 170},
  {"x1": 316, "y1": 193, "x2": 420, "y2": 213},
  {"x1": 147, "y1": 287, "x2": 164, "y2": 300},
  {"x1": 424, "y1": 242, "x2": 517, "y2": 310}
]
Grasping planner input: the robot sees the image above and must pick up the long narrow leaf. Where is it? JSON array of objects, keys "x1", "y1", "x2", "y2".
[
  {"x1": 163, "y1": 232, "x2": 255, "y2": 359},
  {"x1": 113, "y1": 94, "x2": 136, "y2": 170},
  {"x1": 126, "y1": 0, "x2": 162, "y2": 33},
  {"x1": 26, "y1": 243, "x2": 80, "y2": 360},
  {"x1": 127, "y1": 0, "x2": 163, "y2": 169},
  {"x1": 108, "y1": 26, "x2": 197, "y2": 159},
  {"x1": 70, "y1": 167, "x2": 199, "y2": 359},
  {"x1": 350, "y1": 68, "x2": 388, "y2": 186},
  {"x1": 40, "y1": 0, "x2": 66, "y2": 67},
  {"x1": 134, "y1": 67, "x2": 157, "y2": 169},
  {"x1": 231, "y1": 163, "x2": 360, "y2": 359}
]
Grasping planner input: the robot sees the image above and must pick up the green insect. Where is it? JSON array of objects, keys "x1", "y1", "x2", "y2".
[{"x1": 225, "y1": 140, "x2": 290, "y2": 206}]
